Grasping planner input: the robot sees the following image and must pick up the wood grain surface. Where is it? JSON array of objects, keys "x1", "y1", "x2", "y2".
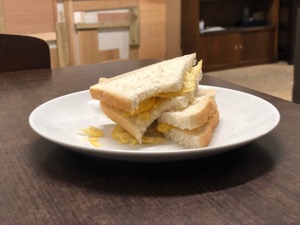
[{"x1": 0, "y1": 60, "x2": 299, "y2": 225}]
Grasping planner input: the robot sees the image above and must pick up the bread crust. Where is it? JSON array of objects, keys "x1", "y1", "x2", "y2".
[
  {"x1": 158, "y1": 90, "x2": 218, "y2": 130},
  {"x1": 101, "y1": 102, "x2": 144, "y2": 142},
  {"x1": 91, "y1": 88, "x2": 134, "y2": 113},
  {"x1": 163, "y1": 110, "x2": 219, "y2": 148},
  {"x1": 158, "y1": 88, "x2": 219, "y2": 148}
]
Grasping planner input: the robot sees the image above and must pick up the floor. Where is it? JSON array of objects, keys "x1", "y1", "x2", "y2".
[{"x1": 205, "y1": 62, "x2": 294, "y2": 102}]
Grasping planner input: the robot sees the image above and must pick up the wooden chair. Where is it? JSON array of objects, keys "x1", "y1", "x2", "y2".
[
  {"x1": 293, "y1": 7, "x2": 300, "y2": 103},
  {"x1": 0, "y1": 33, "x2": 51, "y2": 73}
]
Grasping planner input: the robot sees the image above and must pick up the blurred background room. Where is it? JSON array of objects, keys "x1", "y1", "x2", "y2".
[{"x1": 0, "y1": 0, "x2": 299, "y2": 101}]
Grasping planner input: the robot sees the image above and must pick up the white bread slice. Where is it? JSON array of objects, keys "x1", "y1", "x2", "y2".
[
  {"x1": 157, "y1": 89, "x2": 219, "y2": 148},
  {"x1": 158, "y1": 90, "x2": 217, "y2": 130},
  {"x1": 196, "y1": 88, "x2": 216, "y2": 98},
  {"x1": 161, "y1": 111, "x2": 219, "y2": 149},
  {"x1": 90, "y1": 53, "x2": 197, "y2": 113},
  {"x1": 101, "y1": 96, "x2": 190, "y2": 143}
]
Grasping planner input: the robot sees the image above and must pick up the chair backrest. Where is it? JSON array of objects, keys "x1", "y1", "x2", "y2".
[
  {"x1": 0, "y1": 33, "x2": 51, "y2": 73},
  {"x1": 293, "y1": 7, "x2": 300, "y2": 103}
]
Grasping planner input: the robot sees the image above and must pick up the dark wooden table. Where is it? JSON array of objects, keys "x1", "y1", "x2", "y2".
[{"x1": 1, "y1": 60, "x2": 299, "y2": 225}]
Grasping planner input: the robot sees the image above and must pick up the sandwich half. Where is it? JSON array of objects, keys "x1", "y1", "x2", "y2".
[
  {"x1": 157, "y1": 89, "x2": 219, "y2": 148},
  {"x1": 90, "y1": 53, "x2": 202, "y2": 143}
]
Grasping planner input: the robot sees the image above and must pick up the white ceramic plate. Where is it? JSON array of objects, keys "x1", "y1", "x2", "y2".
[{"x1": 29, "y1": 86, "x2": 280, "y2": 163}]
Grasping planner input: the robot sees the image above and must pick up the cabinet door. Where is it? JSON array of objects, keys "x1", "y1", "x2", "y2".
[
  {"x1": 240, "y1": 29, "x2": 275, "y2": 62},
  {"x1": 198, "y1": 33, "x2": 240, "y2": 70}
]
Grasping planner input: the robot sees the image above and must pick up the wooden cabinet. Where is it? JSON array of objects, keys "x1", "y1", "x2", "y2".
[
  {"x1": 181, "y1": 0, "x2": 279, "y2": 71},
  {"x1": 198, "y1": 27, "x2": 276, "y2": 70},
  {"x1": 198, "y1": 33, "x2": 240, "y2": 69},
  {"x1": 240, "y1": 28, "x2": 275, "y2": 62}
]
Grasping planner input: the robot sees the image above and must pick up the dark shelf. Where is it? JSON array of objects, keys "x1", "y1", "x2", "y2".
[{"x1": 200, "y1": 25, "x2": 276, "y2": 36}]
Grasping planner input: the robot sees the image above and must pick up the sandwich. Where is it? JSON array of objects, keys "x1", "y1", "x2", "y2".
[
  {"x1": 157, "y1": 89, "x2": 219, "y2": 148},
  {"x1": 90, "y1": 53, "x2": 202, "y2": 143}
]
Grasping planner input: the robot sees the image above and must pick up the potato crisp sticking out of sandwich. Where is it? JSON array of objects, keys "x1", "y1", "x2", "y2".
[{"x1": 90, "y1": 53, "x2": 219, "y2": 148}]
